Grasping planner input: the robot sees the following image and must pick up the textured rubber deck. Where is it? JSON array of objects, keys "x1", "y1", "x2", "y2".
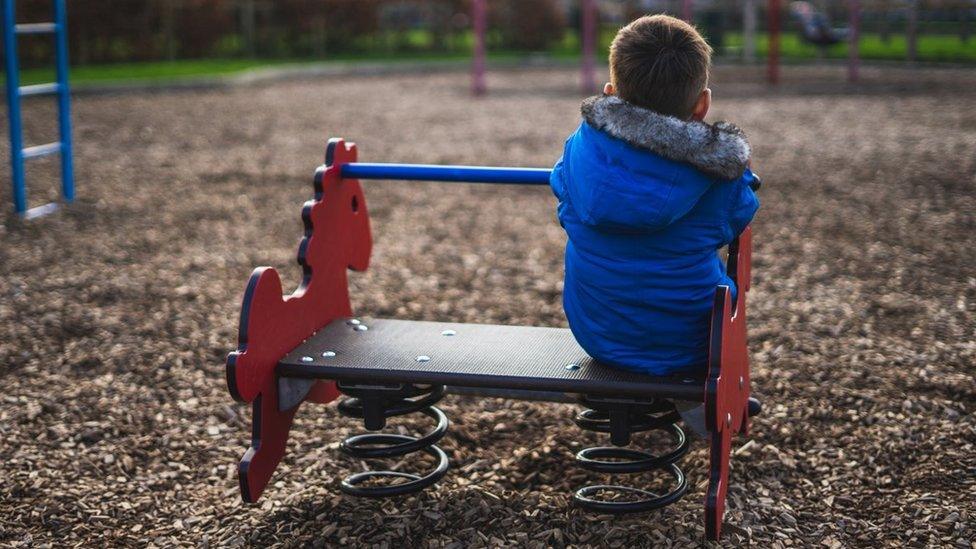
[{"x1": 278, "y1": 318, "x2": 705, "y2": 401}]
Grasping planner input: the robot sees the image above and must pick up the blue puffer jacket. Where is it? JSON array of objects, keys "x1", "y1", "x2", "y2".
[{"x1": 551, "y1": 95, "x2": 760, "y2": 376}]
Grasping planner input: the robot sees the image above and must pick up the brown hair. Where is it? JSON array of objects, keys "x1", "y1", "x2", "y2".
[{"x1": 609, "y1": 15, "x2": 712, "y2": 118}]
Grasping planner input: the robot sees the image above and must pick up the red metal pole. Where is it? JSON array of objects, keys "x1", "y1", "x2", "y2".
[
  {"x1": 581, "y1": 0, "x2": 597, "y2": 94},
  {"x1": 848, "y1": 0, "x2": 860, "y2": 82},
  {"x1": 767, "y1": 0, "x2": 781, "y2": 85},
  {"x1": 472, "y1": 0, "x2": 487, "y2": 96},
  {"x1": 682, "y1": 0, "x2": 693, "y2": 23}
]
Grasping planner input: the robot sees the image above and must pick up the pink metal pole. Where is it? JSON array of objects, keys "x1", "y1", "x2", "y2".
[
  {"x1": 682, "y1": 0, "x2": 693, "y2": 23},
  {"x1": 906, "y1": 0, "x2": 918, "y2": 63},
  {"x1": 848, "y1": 0, "x2": 860, "y2": 82},
  {"x1": 767, "y1": 0, "x2": 781, "y2": 85},
  {"x1": 472, "y1": 0, "x2": 487, "y2": 96},
  {"x1": 581, "y1": 0, "x2": 597, "y2": 94}
]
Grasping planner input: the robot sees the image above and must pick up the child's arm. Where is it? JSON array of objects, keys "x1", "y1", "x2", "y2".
[{"x1": 727, "y1": 168, "x2": 761, "y2": 241}]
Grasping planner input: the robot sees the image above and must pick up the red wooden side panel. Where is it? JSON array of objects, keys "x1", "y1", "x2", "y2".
[
  {"x1": 703, "y1": 226, "x2": 753, "y2": 541},
  {"x1": 225, "y1": 138, "x2": 372, "y2": 502}
]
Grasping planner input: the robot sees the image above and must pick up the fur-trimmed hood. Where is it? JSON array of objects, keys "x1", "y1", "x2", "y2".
[{"x1": 581, "y1": 95, "x2": 750, "y2": 180}]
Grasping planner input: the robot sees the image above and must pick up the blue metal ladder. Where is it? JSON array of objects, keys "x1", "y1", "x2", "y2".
[{"x1": 2, "y1": 0, "x2": 74, "y2": 219}]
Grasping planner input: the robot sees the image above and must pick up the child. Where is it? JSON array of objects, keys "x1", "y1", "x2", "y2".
[{"x1": 551, "y1": 14, "x2": 760, "y2": 378}]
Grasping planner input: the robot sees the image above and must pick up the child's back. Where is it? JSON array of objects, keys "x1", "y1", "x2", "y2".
[{"x1": 551, "y1": 15, "x2": 759, "y2": 377}]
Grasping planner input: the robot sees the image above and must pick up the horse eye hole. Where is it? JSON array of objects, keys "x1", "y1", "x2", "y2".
[{"x1": 351, "y1": 195, "x2": 359, "y2": 213}]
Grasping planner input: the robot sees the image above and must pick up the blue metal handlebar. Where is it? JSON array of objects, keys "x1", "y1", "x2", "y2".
[{"x1": 340, "y1": 163, "x2": 552, "y2": 186}]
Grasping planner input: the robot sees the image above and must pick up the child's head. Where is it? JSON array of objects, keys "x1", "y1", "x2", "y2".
[{"x1": 607, "y1": 15, "x2": 713, "y2": 120}]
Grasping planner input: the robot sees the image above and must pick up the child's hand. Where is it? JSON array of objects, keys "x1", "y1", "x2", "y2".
[
  {"x1": 745, "y1": 158, "x2": 761, "y2": 190},
  {"x1": 749, "y1": 175, "x2": 762, "y2": 191}
]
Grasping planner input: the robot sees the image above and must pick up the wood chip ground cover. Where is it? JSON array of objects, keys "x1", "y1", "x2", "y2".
[{"x1": 1, "y1": 66, "x2": 974, "y2": 547}]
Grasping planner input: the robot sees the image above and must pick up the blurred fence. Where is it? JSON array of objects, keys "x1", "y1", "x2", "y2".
[
  {"x1": 5, "y1": 0, "x2": 976, "y2": 68},
  {"x1": 10, "y1": 0, "x2": 565, "y2": 66}
]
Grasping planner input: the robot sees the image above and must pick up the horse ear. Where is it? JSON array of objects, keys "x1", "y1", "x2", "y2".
[{"x1": 325, "y1": 138, "x2": 357, "y2": 167}]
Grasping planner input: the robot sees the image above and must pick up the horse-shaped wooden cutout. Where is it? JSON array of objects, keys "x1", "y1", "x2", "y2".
[
  {"x1": 226, "y1": 139, "x2": 371, "y2": 502},
  {"x1": 704, "y1": 226, "x2": 752, "y2": 539}
]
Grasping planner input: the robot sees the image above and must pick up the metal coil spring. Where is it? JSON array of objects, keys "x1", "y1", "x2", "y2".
[
  {"x1": 336, "y1": 383, "x2": 449, "y2": 497},
  {"x1": 572, "y1": 396, "x2": 691, "y2": 513}
]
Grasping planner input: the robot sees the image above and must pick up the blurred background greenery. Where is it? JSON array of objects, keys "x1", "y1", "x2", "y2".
[{"x1": 3, "y1": 0, "x2": 975, "y2": 86}]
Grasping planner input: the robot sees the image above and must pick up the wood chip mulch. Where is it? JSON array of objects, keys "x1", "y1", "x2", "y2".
[{"x1": 1, "y1": 66, "x2": 974, "y2": 547}]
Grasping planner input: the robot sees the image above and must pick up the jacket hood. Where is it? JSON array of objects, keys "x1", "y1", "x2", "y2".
[{"x1": 581, "y1": 95, "x2": 751, "y2": 181}]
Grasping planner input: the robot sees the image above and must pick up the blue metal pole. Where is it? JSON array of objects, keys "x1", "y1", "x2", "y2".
[
  {"x1": 2, "y1": 0, "x2": 27, "y2": 215},
  {"x1": 53, "y1": 0, "x2": 73, "y2": 202},
  {"x1": 341, "y1": 163, "x2": 552, "y2": 185}
]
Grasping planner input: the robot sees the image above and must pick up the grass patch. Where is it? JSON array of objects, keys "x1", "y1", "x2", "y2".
[
  {"x1": 9, "y1": 58, "x2": 281, "y2": 86},
  {"x1": 724, "y1": 32, "x2": 976, "y2": 62},
  {"x1": 3, "y1": 32, "x2": 974, "y2": 88}
]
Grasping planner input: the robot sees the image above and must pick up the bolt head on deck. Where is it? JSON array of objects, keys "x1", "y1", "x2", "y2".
[
  {"x1": 354, "y1": 325, "x2": 368, "y2": 332},
  {"x1": 565, "y1": 363, "x2": 580, "y2": 371},
  {"x1": 322, "y1": 351, "x2": 337, "y2": 358},
  {"x1": 301, "y1": 356, "x2": 314, "y2": 363},
  {"x1": 347, "y1": 319, "x2": 361, "y2": 326},
  {"x1": 416, "y1": 355, "x2": 431, "y2": 363},
  {"x1": 441, "y1": 329, "x2": 457, "y2": 336}
]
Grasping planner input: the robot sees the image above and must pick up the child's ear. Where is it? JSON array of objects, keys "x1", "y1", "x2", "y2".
[
  {"x1": 603, "y1": 82, "x2": 614, "y2": 95},
  {"x1": 691, "y1": 88, "x2": 711, "y2": 121}
]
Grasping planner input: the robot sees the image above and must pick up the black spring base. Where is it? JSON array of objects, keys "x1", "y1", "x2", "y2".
[
  {"x1": 336, "y1": 383, "x2": 449, "y2": 497},
  {"x1": 573, "y1": 395, "x2": 690, "y2": 513}
]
